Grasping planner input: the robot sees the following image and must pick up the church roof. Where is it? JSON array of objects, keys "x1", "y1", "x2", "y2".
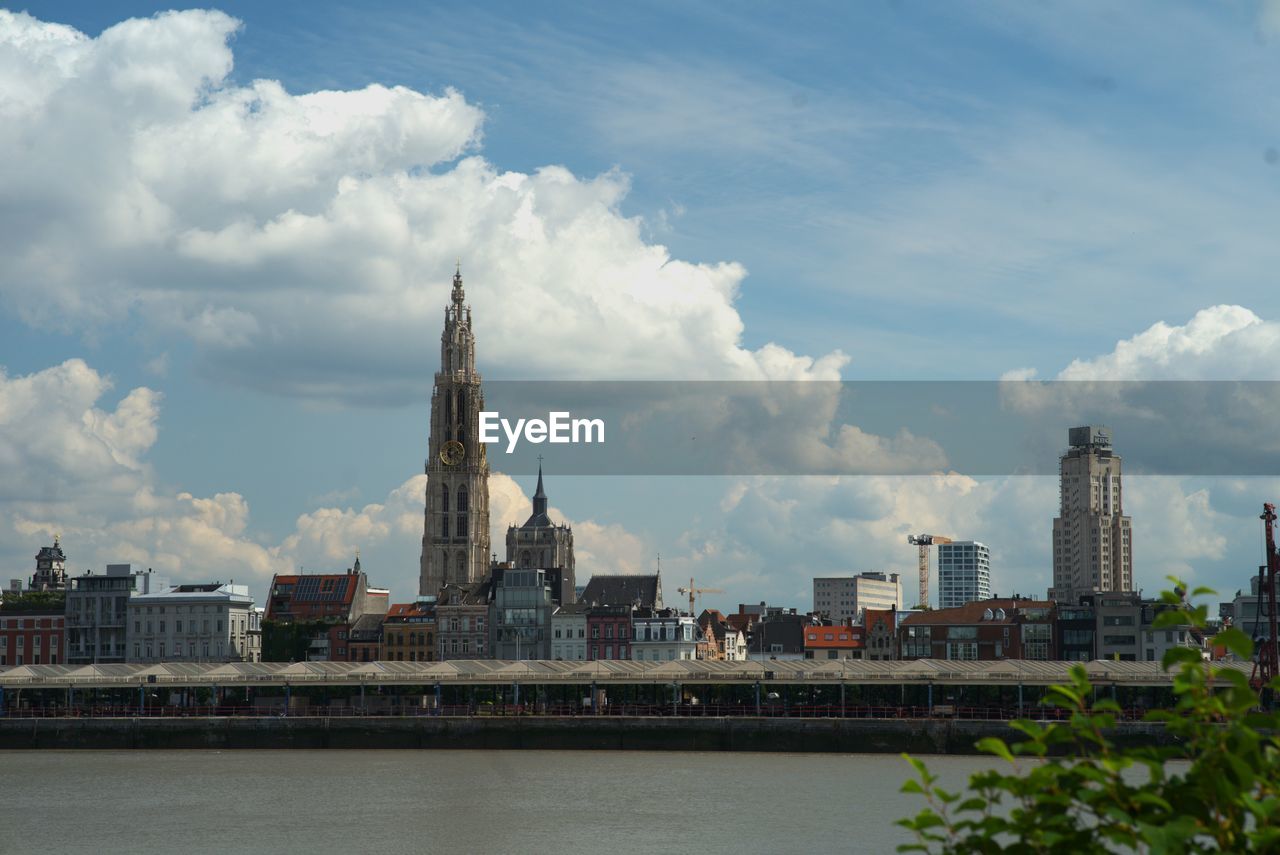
[
  {"x1": 521, "y1": 461, "x2": 555, "y2": 527},
  {"x1": 581, "y1": 574, "x2": 662, "y2": 609}
]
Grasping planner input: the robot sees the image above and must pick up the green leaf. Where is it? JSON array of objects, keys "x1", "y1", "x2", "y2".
[
  {"x1": 975, "y1": 737, "x2": 1015, "y2": 763},
  {"x1": 1213, "y1": 627, "x2": 1254, "y2": 660}
]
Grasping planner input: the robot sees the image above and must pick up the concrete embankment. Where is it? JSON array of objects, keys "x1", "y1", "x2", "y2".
[{"x1": 0, "y1": 716, "x2": 1173, "y2": 752}]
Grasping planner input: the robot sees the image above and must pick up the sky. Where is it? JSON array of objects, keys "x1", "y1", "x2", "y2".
[{"x1": 4, "y1": 0, "x2": 1280, "y2": 613}]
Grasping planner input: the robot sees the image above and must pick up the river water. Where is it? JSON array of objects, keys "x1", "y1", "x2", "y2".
[{"x1": 0, "y1": 750, "x2": 1001, "y2": 853}]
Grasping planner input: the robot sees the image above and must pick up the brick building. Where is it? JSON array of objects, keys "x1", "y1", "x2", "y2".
[
  {"x1": 899, "y1": 599, "x2": 1057, "y2": 661},
  {"x1": 382, "y1": 600, "x2": 436, "y2": 662},
  {"x1": 0, "y1": 610, "x2": 64, "y2": 666}
]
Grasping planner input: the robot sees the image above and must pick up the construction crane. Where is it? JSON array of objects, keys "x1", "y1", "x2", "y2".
[
  {"x1": 677, "y1": 577, "x2": 725, "y2": 616},
  {"x1": 1252, "y1": 503, "x2": 1280, "y2": 699},
  {"x1": 907, "y1": 534, "x2": 952, "y2": 609}
]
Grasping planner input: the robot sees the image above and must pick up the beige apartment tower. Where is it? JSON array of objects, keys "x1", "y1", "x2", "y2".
[{"x1": 1049, "y1": 426, "x2": 1133, "y2": 605}]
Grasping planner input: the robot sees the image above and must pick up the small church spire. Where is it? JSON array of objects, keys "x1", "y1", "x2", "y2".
[{"x1": 532, "y1": 455, "x2": 547, "y2": 517}]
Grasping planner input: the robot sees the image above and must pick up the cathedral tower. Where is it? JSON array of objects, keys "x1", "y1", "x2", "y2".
[{"x1": 419, "y1": 266, "x2": 491, "y2": 596}]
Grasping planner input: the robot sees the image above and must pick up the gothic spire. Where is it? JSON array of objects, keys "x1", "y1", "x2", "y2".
[
  {"x1": 452, "y1": 261, "x2": 465, "y2": 310},
  {"x1": 532, "y1": 457, "x2": 547, "y2": 517}
]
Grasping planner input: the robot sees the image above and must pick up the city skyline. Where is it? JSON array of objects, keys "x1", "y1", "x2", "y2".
[{"x1": 5, "y1": 3, "x2": 1280, "y2": 613}]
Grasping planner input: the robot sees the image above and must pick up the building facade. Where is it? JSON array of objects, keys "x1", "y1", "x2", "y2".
[
  {"x1": 420, "y1": 266, "x2": 491, "y2": 595},
  {"x1": 899, "y1": 599, "x2": 1057, "y2": 661},
  {"x1": 382, "y1": 600, "x2": 436, "y2": 662},
  {"x1": 1050, "y1": 426, "x2": 1133, "y2": 604},
  {"x1": 436, "y1": 582, "x2": 490, "y2": 661},
  {"x1": 863, "y1": 608, "x2": 898, "y2": 661},
  {"x1": 66, "y1": 565, "x2": 168, "y2": 664},
  {"x1": 631, "y1": 609, "x2": 697, "y2": 662},
  {"x1": 506, "y1": 465, "x2": 576, "y2": 603},
  {"x1": 551, "y1": 602, "x2": 589, "y2": 661},
  {"x1": 491, "y1": 567, "x2": 555, "y2": 660},
  {"x1": 30, "y1": 535, "x2": 67, "y2": 592},
  {"x1": 936, "y1": 542, "x2": 991, "y2": 609},
  {"x1": 813, "y1": 572, "x2": 902, "y2": 622},
  {"x1": 803, "y1": 624, "x2": 865, "y2": 660},
  {"x1": 127, "y1": 583, "x2": 259, "y2": 663},
  {"x1": 265, "y1": 561, "x2": 387, "y2": 625},
  {"x1": 0, "y1": 611, "x2": 64, "y2": 666},
  {"x1": 587, "y1": 605, "x2": 633, "y2": 661}
]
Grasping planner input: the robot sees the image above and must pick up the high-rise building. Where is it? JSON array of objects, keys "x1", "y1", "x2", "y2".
[
  {"x1": 505, "y1": 464, "x2": 576, "y2": 603},
  {"x1": 419, "y1": 266, "x2": 491, "y2": 596},
  {"x1": 1049, "y1": 426, "x2": 1133, "y2": 605},
  {"x1": 812, "y1": 572, "x2": 902, "y2": 622},
  {"x1": 936, "y1": 542, "x2": 991, "y2": 609}
]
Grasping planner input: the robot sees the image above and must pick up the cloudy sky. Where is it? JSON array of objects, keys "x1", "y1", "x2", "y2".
[{"x1": 4, "y1": 1, "x2": 1280, "y2": 612}]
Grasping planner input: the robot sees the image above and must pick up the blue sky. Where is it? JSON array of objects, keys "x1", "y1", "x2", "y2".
[{"x1": 4, "y1": 1, "x2": 1280, "y2": 611}]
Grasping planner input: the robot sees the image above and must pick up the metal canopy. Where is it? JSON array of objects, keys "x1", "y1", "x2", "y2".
[{"x1": 0, "y1": 659, "x2": 1241, "y2": 690}]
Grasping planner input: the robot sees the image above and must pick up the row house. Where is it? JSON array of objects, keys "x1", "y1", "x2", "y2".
[
  {"x1": 587, "y1": 605, "x2": 632, "y2": 661},
  {"x1": 803, "y1": 623, "x2": 865, "y2": 660},
  {"x1": 697, "y1": 610, "x2": 748, "y2": 661},
  {"x1": 899, "y1": 599, "x2": 1058, "y2": 661},
  {"x1": 436, "y1": 581, "x2": 490, "y2": 661},
  {"x1": 631, "y1": 608, "x2": 698, "y2": 662},
  {"x1": 863, "y1": 609, "x2": 897, "y2": 661},
  {"x1": 382, "y1": 600, "x2": 436, "y2": 662},
  {"x1": 551, "y1": 602, "x2": 589, "y2": 661}
]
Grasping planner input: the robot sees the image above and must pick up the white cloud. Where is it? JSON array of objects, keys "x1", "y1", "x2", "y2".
[{"x1": 0, "y1": 9, "x2": 845, "y2": 406}]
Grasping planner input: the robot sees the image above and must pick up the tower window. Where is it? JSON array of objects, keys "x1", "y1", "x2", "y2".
[
  {"x1": 441, "y1": 484, "x2": 449, "y2": 513},
  {"x1": 457, "y1": 487, "x2": 468, "y2": 513}
]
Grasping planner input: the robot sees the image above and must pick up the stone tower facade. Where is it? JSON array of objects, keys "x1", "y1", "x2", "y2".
[
  {"x1": 31, "y1": 534, "x2": 68, "y2": 591},
  {"x1": 506, "y1": 464, "x2": 575, "y2": 577},
  {"x1": 1049, "y1": 426, "x2": 1133, "y2": 605},
  {"x1": 419, "y1": 267, "x2": 491, "y2": 596}
]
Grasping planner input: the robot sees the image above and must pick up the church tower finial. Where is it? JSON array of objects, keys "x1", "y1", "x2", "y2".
[{"x1": 452, "y1": 261, "x2": 465, "y2": 309}]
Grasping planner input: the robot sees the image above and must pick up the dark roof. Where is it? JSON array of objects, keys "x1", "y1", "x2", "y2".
[
  {"x1": 437, "y1": 580, "x2": 492, "y2": 607},
  {"x1": 582, "y1": 574, "x2": 661, "y2": 609},
  {"x1": 522, "y1": 464, "x2": 553, "y2": 527},
  {"x1": 553, "y1": 601, "x2": 591, "y2": 616},
  {"x1": 348, "y1": 613, "x2": 384, "y2": 639},
  {"x1": 746, "y1": 617, "x2": 807, "y2": 655},
  {"x1": 173, "y1": 583, "x2": 222, "y2": 593},
  {"x1": 900, "y1": 599, "x2": 1055, "y2": 627},
  {"x1": 35, "y1": 541, "x2": 66, "y2": 563}
]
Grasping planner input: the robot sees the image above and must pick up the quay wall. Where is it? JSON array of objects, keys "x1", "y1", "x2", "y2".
[{"x1": 0, "y1": 716, "x2": 1172, "y2": 753}]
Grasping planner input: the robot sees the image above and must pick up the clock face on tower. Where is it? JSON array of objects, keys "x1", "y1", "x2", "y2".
[{"x1": 439, "y1": 439, "x2": 465, "y2": 466}]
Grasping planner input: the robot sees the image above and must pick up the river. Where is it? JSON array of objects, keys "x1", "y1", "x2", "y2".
[{"x1": 0, "y1": 750, "x2": 1007, "y2": 853}]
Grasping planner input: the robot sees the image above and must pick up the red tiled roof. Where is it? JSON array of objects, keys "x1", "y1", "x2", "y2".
[
  {"x1": 804, "y1": 627, "x2": 865, "y2": 649},
  {"x1": 900, "y1": 599, "x2": 1055, "y2": 627}
]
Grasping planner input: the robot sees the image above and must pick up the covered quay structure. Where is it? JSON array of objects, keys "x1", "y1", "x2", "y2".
[{"x1": 0, "y1": 658, "x2": 1232, "y2": 721}]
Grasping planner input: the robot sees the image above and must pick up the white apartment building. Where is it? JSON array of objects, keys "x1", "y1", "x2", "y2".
[
  {"x1": 551, "y1": 603, "x2": 589, "y2": 661},
  {"x1": 127, "y1": 583, "x2": 260, "y2": 663},
  {"x1": 937, "y1": 542, "x2": 991, "y2": 609},
  {"x1": 66, "y1": 565, "x2": 169, "y2": 664},
  {"x1": 813, "y1": 572, "x2": 902, "y2": 622},
  {"x1": 631, "y1": 610, "x2": 698, "y2": 662}
]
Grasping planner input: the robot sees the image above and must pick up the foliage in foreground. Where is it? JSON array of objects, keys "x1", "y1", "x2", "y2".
[{"x1": 898, "y1": 582, "x2": 1280, "y2": 853}]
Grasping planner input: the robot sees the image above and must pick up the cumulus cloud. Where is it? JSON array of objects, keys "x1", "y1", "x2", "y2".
[{"x1": 0, "y1": 9, "x2": 845, "y2": 406}]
